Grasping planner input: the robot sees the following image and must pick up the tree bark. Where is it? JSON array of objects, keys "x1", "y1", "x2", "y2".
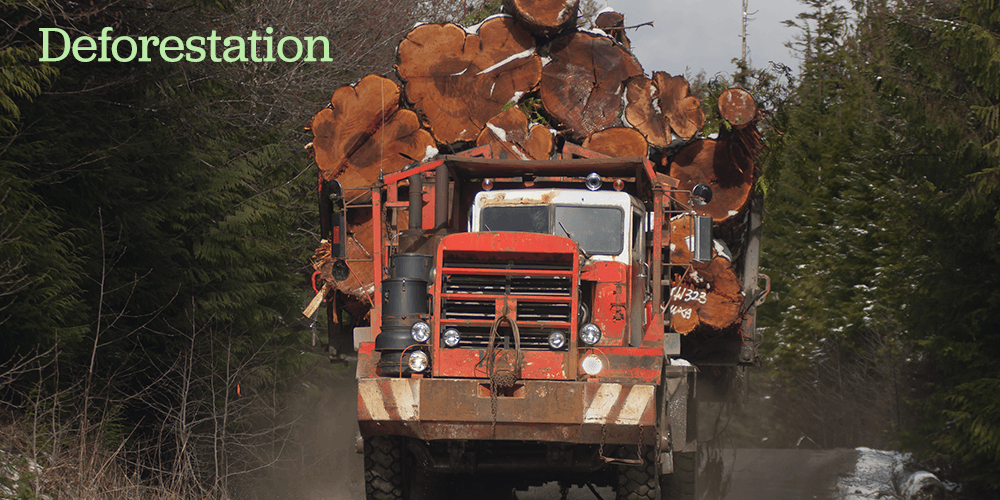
[
  {"x1": 581, "y1": 127, "x2": 647, "y2": 157},
  {"x1": 539, "y1": 31, "x2": 643, "y2": 142},
  {"x1": 397, "y1": 17, "x2": 542, "y2": 145},
  {"x1": 503, "y1": 0, "x2": 579, "y2": 38},
  {"x1": 308, "y1": 74, "x2": 434, "y2": 187},
  {"x1": 476, "y1": 106, "x2": 553, "y2": 160}
]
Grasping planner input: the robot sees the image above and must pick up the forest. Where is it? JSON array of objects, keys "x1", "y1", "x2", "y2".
[{"x1": 1, "y1": 0, "x2": 998, "y2": 498}]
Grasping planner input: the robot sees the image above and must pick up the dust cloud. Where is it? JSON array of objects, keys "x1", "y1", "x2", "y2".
[{"x1": 246, "y1": 356, "x2": 364, "y2": 500}]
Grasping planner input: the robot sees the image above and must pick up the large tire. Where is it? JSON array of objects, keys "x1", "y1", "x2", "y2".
[
  {"x1": 364, "y1": 435, "x2": 408, "y2": 500},
  {"x1": 616, "y1": 447, "x2": 659, "y2": 500},
  {"x1": 659, "y1": 451, "x2": 696, "y2": 500}
]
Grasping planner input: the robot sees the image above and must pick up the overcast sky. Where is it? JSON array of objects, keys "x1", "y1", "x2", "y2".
[{"x1": 604, "y1": 0, "x2": 806, "y2": 78}]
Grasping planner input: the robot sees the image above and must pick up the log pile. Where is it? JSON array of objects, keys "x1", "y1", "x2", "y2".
[{"x1": 306, "y1": 2, "x2": 765, "y2": 338}]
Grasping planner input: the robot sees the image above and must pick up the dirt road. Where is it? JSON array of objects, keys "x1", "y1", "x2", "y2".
[{"x1": 248, "y1": 360, "x2": 867, "y2": 500}]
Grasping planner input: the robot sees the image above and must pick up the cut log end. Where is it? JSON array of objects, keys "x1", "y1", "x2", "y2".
[
  {"x1": 504, "y1": 0, "x2": 580, "y2": 37},
  {"x1": 397, "y1": 18, "x2": 542, "y2": 145},
  {"x1": 718, "y1": 88, "x2": 757, "y2": 129},
  {"x1": 540, "y1": 31, "x2": 643, "y2": 142},
  {"x1": 581, "y1": 127, "x2": 648, "y2": 158},
  {"x1": 476, "y1": 107, "x2": 553, "y2": 160}
]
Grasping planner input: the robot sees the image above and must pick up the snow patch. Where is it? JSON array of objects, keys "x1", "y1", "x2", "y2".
[
  {"x1": 508, "y1": 91, "x2": 524, "y2": 104},
  {"x1": 486, "y1": 123, "x2": 508, "y2": 142},
  {"x1": 714, "y1": 239, "x2": 732, "y2": 261},
  {"x1": 476, "y1": 47, "x2": 536, "y2": 76},
  {"x1": 597, "y1": 5, "x2": 617, "y2": 15},
  {"x1": 451, "y1": 68, "x2": 468, "y2": 77},
  {"x1": 669, "y1": 358, "x2": 692, "y2": 366},
  {"x1": 541, "y1": 56, "x2": 552, "y2": 66},
  {"x1": 423, "y1": 145, "x2": 439, "y2": 161},
  {"x1": 580, "y1": 27, "x2": 612, "y2": 38},
  {"x1": 728, "y1": 210, "x2": 738, "y2": 217},
  {"x1": 464, "y1": 13, "x2": 512, "y2": 34},
  {"x1": 837, "y1": 448, "x2": 900, "y2": 500}
]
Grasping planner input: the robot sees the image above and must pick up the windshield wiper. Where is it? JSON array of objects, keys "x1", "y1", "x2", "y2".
[{"x1": 558, "y1": 222, "x2": 591, "y2": 259}]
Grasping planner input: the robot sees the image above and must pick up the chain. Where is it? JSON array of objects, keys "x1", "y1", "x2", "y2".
[
  {"x1": 486, "y1": 308, "x2": 521, "y2": 436},
  {"x1": 599, "y1": 422, "x2": 645, "y2": 465}
]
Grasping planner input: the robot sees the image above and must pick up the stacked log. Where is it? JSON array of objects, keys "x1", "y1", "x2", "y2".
[{"x1": 306, "y1": 3, "x2": 765, "y2": 338}]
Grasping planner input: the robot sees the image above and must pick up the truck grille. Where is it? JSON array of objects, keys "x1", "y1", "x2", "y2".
[{"x1": 439, "y1": 258, "x2": 575, "y2": 350}]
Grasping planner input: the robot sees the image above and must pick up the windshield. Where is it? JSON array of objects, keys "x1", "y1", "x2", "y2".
[{"x1": 480, "y1": 205, "x2": 624, "y2": 255}]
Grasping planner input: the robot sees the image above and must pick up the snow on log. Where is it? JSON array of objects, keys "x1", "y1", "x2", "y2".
[
  {"x1": 308, "y1": 74, "x2": 434, "y2": 186},
  {"x1": 503, "y1": 0, "x2": 579, "y2": 38},
  {"x1": 668, "y1": 138, "x2": 753, "y2": 226},
  {"x1": 476, "y1": 106, "x2": 554, "y2": 160},
  {"x1": 718, "y1": 88, "x2": 757, "y2": 129},
  {"x1": 581, "y1": 127, "x2": 647, "y2": 157},
  {"x1": 396, "y1": 17, "x2": 542, "y2": 145},
  {"x1": 594, "y1": 11, "x2": 630, "y2": 50},
  {"x1": 539, "y1": 31, "x2": 643, "y2": 142},
  {"x1": 892, "y1": 463, "x2": 948, "y2": 500}
]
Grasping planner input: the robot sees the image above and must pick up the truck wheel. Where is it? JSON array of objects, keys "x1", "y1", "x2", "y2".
[
  {"x1": 364, "y1": 435, "x2": 408, "y2": 500},
  {"x1": 659, "y1": 451, "x2": 696, "y2": 500},
  {"x1": 616, "y1": 447, "x2": 659, "y2": 500}
]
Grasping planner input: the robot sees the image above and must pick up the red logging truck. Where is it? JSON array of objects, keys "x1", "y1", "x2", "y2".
[{"x1": 318, "y1": 143, "x2": 764, "y2": 500}]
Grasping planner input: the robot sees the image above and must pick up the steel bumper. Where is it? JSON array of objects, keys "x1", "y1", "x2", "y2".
[{"x1": 358, "y1": 377, "x2": 658, "y2": 444}]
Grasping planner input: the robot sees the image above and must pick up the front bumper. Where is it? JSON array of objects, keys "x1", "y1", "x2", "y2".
[{"x1": 357, "y1": 377, "x2": 658, "y2": 445}]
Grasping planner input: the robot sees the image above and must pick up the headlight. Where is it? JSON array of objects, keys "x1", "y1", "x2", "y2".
[
  {"x1": 548, "y1": 331, "x2": 567, "y2": 349},
  {"x1": 581, "y1": 354, "x2": 603, "y2": 376},
  {"x1": 580, "y1": 323, "x2": 602, "y2": 345},
  {"x1": 408, "y1": 351, "x2": 429, "y2": 373},
  {"x1": 410, "y1": 321, "x2": 430, "y2": 343},
  {"x1": 442, "y1": 328, "x2": 461, "y2": 348}
]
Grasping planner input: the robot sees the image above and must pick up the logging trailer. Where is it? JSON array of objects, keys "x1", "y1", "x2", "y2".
[{"x1": 317, "y1": 141, "x2": 765, "y2": 499}]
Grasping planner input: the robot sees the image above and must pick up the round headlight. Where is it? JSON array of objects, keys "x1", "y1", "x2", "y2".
[
  {"x1": 443, "y1": 328, "x2": 461, "y2": 348},
  {"x1": 410, "y1": 321, "x2": 430, "y2": 343},
  {"x1": 408, "y1": 350, "x2": 429, "y2": 373},
  {"x1": 580, "y1": 323, "x2": 602, "y2": 345},
  {"x1": 548, "y1": 331, "x2": 567, "y2": 350},
  {"x1": 581, "y1": 354, "x2": 603, "y2": 376},
  {"x1": 585, "y1": 172, "x2": 603, "y2": 191}
]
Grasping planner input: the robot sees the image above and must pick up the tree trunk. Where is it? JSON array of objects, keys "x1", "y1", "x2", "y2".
[
  {"x1": 476, "y1": 106, "x2": 553, "y2": 160},
  {"x1": 539, "y1": 31, "x2": 643, "y2": 142},
  {"x1": 396, "y1": 17, "x2": 542, "y2": 145},
  {"x1": 503, "y1": 0, "x2": 579, "y2": 38},
  {"x1": 581, "y1": 127, "x2": 647, "y2": 157},
  {"x1": 308, "y1": 74, "x2": 434, "y2": 187}
]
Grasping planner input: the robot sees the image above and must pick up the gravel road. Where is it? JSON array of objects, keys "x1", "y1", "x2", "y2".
[{"x1": 247, "y1": 360, "x2": 883, "y2": 500}]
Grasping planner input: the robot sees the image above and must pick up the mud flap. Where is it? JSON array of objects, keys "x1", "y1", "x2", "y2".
[{"x1": 660, "y1": 363, "x2": 697, "y2": 474}]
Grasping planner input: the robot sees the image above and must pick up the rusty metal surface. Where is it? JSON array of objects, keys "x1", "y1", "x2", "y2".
[{"x1": 357, "y1": 377, "x2": 660, "y2": 444}]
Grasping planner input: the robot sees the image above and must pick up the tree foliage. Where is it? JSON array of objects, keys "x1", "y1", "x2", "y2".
[{"x1": 758, "y1": 0, "x2": 1000, "y2": 491}]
